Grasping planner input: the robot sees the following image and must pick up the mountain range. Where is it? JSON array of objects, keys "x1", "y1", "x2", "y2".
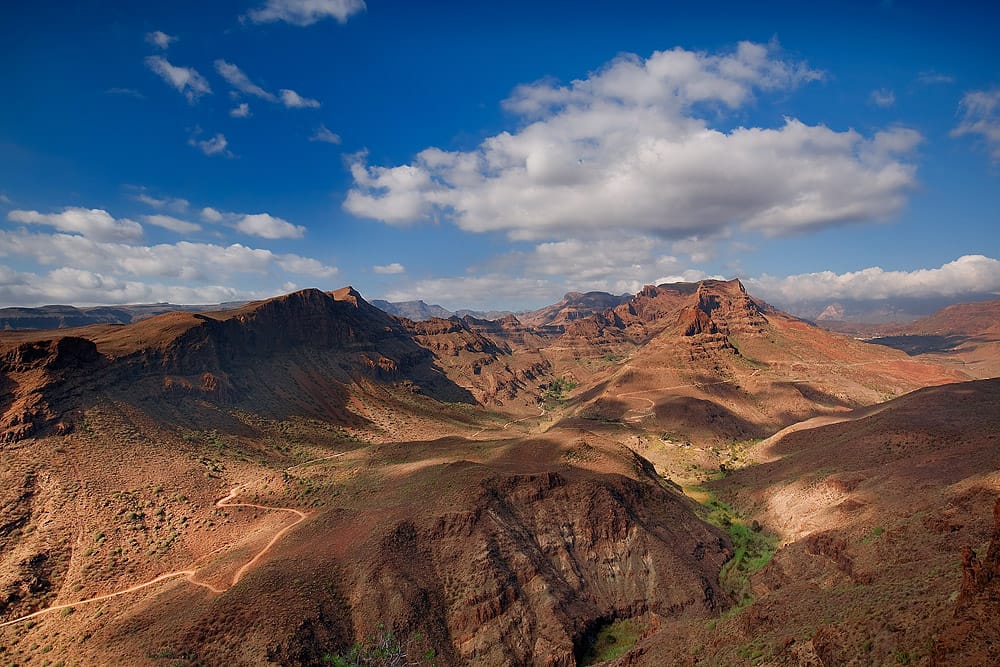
[{"x1": 0, "y1": 278, "x2": 996, "y2": 665}]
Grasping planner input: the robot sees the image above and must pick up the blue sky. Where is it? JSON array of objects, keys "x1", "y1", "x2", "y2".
[{"x1": 1, "y1": 0, "x2": 997, "y2": 314}]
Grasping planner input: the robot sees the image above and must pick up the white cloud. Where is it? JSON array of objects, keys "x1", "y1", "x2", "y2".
[
  {"x1": 345, "y1": 42, "x2": 921, "y2": 242},
  {"x1": 132, "y1": 191, "x2": 189, "y2": 212},
  {"x1": 310, "y1": 124, "x2": 342, "y2": 144},
  {"x1": 145, "y1": 31, "x2": 177, "y2": 50},
  {"x1": 142, "y1": 214, "x2": 202, "y2": 234},
  {"x1": 869, "y1": 88, "x2": 895, "y2": 108},
  {"x1": 952, "y1": 89, "x2": 1000, "y2": 161},
  {"x1": 0, "y1": 264, "x2": 262, "y2": 307},
  {"x1": 214, "y1": 60, "x2": 277, "y2": 102},
  {"x1": 385, "y1": 275, "x2": 557, "y2": 311},
  {"x1": 244, "y1": 0, "x2": 366, "y2": 26},
  {"x1": 373, "y1": 262, "x2": 405, "y2": 275},
  {"x1": 231, "y1": 102, "x2": 251, "y2": 118},
  {"x1": 747, "y1": 255, "x2": 1000, "y2": 304},
  {"x1": 0, "y1": 229, "x2": 336, "y2": 282},
  {"x1": 234, "y1": 213, "x2": 305, "y2": 239},
  {"x1": 278, "y1": 255, "x2": 338, "y2": 277},
  {"x1": 201, "y1": 207, "x2": 223, "y2": 222},
  {"x1": 8, "y1": 207, "x2": 143, "y2": 242},
  {"x1": 280, "y1": 88, "x2": 320, "y2": 108},
  {"x1": 144, "y1": 56, "x2": 211, "y2": 102},
  {"x1": 0, "y1": 194, "x2": 11, "y2": 205},
  {"x1": 189, "y1": 132, "x2": 231, "y2": 157}
]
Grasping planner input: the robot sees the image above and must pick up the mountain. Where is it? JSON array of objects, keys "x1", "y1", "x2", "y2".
[
  {"x1": 369, "y1": 299, "x2": 516, "y2": 322},
  {"x1": 0, "y1": 286, "x2": 732, "y2": 665},
  {"x1": 370, "y1": 299, "x2": 453, "y2": 321},
  {"x1": 773, "y1": 293, "x2": 1000, "y2": 324},
  {"x1": 544, "y1": 279, "x2": 966, "y2": 447},
  {"x1": 453, "y1": 308, "x2": 517, "y2": 321},
  {"x1": 0, "y1": 303, "x2": 241, "y2": 331},
  {"x1": 668, "y1": 378, "x2": 1000, "y2": 665},
  {"x1": 820, "y1": 297, "x2": 1000, "y2": 378},
  {"x1": 520, "y1": 290, "x2": 632, "y2": 328},
  {"x1": 0, "y1": 280, "x2": 993, "y2": 665}
]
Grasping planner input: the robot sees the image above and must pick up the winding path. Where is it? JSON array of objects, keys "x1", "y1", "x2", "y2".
[
  {"x1": 0, "y1": 453, "x2": 341, "y2": 629},
  {"x1": 469, "y1": 406, "x2": 546, "y2": 438}
]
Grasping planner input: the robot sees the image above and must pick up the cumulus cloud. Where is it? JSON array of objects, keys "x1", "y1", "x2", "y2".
[
  {"x1": 8, "y1": 207, "x2": 143, "y2": 242},
  {"x1": 231, "y1": 102, "x2": 251, "y2": 118},
  {"x1": 870, "y1": 88, "x2": 895, "y2": 108},
  {"x1": 952, "y1": 89, "x2": 1000, "y2": 161},
  {"x1": 747, "y1": 255, "x2": 1000, "y2": 304},
  {"x1": 234, "y1": 213, "x2": 305, "y2": 239},
  {"x1": 244, "y1": 0, "x2": 366, "y2": 26},
  {"x1": 310, "y1": 124, "x2": 342, "y2": 144},
  {"x1": 277, "y1": 255, "x2": 337, "y2": 277},
  {"x1": 373, "y1": 262, "x2": 405, "y2": 275},
  {"x1": 200, "y1": 207, "x2": 224, "y2": 222},
  {"x1": 0, "y1": 264, "x2": 263, "y2": 307},
  {"x1": 529, "y1": 236, "x2": 685, "y2": 292},
  {"x1": 145, "y1": 56, "x2": 211, "y2": 102},
  {"x1": 280, "y1": 88, "x2": 320, "y2": 108},
  {"x1": 214, "y1": 60, "x2": 277, "y2": 102},
  {"x1": 345, "y1": 41, "x2": 921, "y2": 242},
  {"x1": 192, "y1": 207, "x2": 305, "y2": 238},
  {"x1": 142, "y1": 214, "x2": 202, "y2": 234},
  {"x1": 385, "y1": 275, "x2": 557, "y2": 311},
  {"x1": 145, "y1": 31, "x2": 177, "y2": 50},
  {"x1": 189, "y1": 132, "x2": 231, "y2": 157},
  {"x1": 0, "y1": 229, "x2": 336, "y2": 283}
]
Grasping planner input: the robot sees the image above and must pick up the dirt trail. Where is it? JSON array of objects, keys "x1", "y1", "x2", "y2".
[
  {"x1": 0, "y1": 453, "x2": 342, "y2": 629},
  {"x1": 470, "y1": 406, "x2": 546, "y2": 438}
]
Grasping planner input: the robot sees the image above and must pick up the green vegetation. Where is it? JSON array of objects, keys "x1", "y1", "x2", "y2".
[
  {"x1": 323, "y1": 625, "x2": 436, "y2": 667},
  {"x1": 861, "y1": 526, "x2": 884, "y2": 544},
  {"x1": 694, "y1": 488, "x2": 778, "y2": 605},
  {"x1": 544, "y1": 376, "x2": 578, "y2": 402},
  {"x1": 578, "y1": 618, "x2": 646, "y2": 665}
]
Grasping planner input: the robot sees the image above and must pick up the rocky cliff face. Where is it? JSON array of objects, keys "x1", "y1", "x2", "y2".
[
  {"x1": 0, "y1": 336, "x2": 104, "y2": 442},
  {"x1": 404, "y1": 316, "x2": 551, "y2": 407},
  {"x1": 0, "y1": 289, "x2": 486, "y2": 441},
  {"x1": 558, "y1": 279, "x2": 765, "y2": 359},
  {"x1": 521, "y1": 291, "x2": 633, "y2": 328},
  {"x1": 266, "y1": 447, "x2": 732, "y2": 666},
  {"x1": 932, "y1": 497, "x2": 1000, "y2": 666}
]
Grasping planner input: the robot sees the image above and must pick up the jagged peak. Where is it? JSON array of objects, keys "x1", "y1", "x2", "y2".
[{"x1": 330, "y1": 285, "x2": 363, "y2": 306}]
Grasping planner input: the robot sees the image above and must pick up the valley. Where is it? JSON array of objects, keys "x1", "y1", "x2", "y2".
[{"x1": 0, "y1": 280, "x2": 996, "y2": 666}]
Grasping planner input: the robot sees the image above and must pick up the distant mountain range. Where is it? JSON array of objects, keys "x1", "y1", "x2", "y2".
[{"x1": 0, "y1": 302, "x2": 244, "y2": 330}]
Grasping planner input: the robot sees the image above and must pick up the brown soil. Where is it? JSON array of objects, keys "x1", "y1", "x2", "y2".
[{"x1": 0, "y1": 281, "x2": 995, "y2": 666}]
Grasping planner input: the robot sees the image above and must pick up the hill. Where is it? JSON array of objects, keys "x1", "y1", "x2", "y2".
[
  {"x1": 0, "y1": 286, "x2": 733, "y2": 665},
  {"x1": 369, "y1": 299, "x2": 453, "y2": 321},
  {"x1": 0, "y1": 280, "x2": 992, "y2": 665},
  {"x1": 520, "y1": 291, "x2": 632, "y2": 328},
  {"x1": 661, "y1": 378, "x2": 1000, "y2": 665},
  {"x1": 0, "y1": 303, "x2": 241, "y2": 331},
  {"x1": 822, "y1": 297, "x2": 1000, "y2": 378}
]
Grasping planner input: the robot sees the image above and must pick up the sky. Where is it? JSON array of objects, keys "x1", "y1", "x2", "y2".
[{"x1": 1, "y1": 0, "x2": 998, "y2": 316}]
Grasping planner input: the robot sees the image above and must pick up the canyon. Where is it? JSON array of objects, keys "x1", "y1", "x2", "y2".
[{"x1": 0, "y1": 279, "x2": 996, "y2": 665}]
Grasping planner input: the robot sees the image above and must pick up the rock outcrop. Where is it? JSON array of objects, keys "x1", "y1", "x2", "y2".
[{"x1": 931, "y1": 497, "x2": 1000, "y2": 666}]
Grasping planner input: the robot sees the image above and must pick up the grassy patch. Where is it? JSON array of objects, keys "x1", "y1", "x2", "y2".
[
  {"x1": 578, "y1": 618, "x2": 645, "y2": 666},
  {"x1": 544, "y1": 377, "x2": 578, "y2": 402},
  {"x1": 691, "y1": 487, "x2": 778, "y2": 604}
]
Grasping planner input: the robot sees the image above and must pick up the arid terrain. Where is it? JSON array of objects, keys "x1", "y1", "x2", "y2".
[{"x1": 0, "y1": 280, "x2": 996, "y2": 666}]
